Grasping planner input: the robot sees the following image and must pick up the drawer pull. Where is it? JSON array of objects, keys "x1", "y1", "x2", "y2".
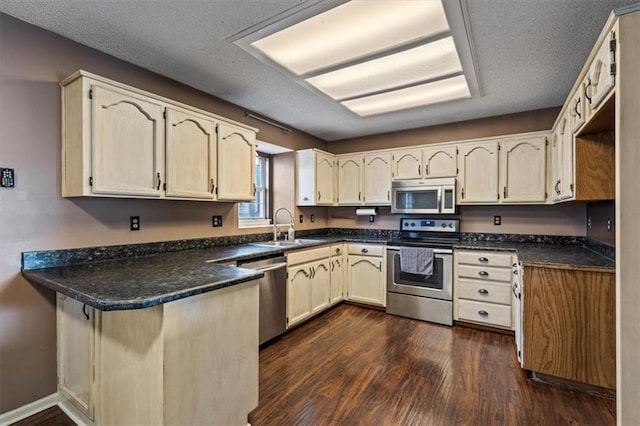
[
  {"x1": 478, "y1": 257, "x2": 489, "y2": 263},
  {"x1": 478, "y1": 271, "x2": 489, "y2": 277},
  {"x1": 478, "y1": 310, "x2": 489, "y2": 316},
  {"x1": 361, "y1": 248, "x2": 368, "y2": 254},
  {"x1": 478, "y1": 288, "x2": 489, "y2": 295}
]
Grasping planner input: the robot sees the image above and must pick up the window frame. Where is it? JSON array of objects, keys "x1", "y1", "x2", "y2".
[{"x1": 238, "y1": 152, "x2": 272, "y2": 228}]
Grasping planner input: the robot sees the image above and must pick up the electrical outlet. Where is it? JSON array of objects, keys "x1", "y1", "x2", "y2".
[
  {"x1": 212, "y1": 216, "x2": 223, "y2": 227},
  {"x1": 607, "y1": 217, "x2": 613, "y2": 231},
  {"x1": 369, "y1": 215, "x2": 375, "y2": 223},
  {"x1": 299, "y1": 214, "x2": 304, "y2": 224},
  {"x1": 0, "y1": 168, "x2": 15, "y2": 188},
  {"x1": 310, "y1": 214, "x2": 315, "y2": 223},
  {"x1": 130, "y1": 216, "x2": 140, "y2": 231},
  {"x1": 493, "y1": 216, "x2": 501, "y2": 226}
]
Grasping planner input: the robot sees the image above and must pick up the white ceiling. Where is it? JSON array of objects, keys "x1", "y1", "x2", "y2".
[{"x1": 0, "y1": 0, "x2": 637, "y2": 141}]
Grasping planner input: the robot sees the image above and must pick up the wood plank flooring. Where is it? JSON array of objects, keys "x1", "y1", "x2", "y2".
[
  {"x1": 12, "y1": 304, "x2": 616, "y2": 425},
  {"x1": 249, "y1": 304, "x2": 616, "y2": 426}
]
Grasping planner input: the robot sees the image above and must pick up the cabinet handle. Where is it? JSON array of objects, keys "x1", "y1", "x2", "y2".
[
  {"x1": 478, "y1": 257, "x2": 489, "y2": 263},
  {"x1": 503, "y1": 186, "x2": 507, "y2": 199},
  {"x1": 478, "y1": 288, "x2": 489, "y2": 295},
  {"x1": 478, "y1": 310, "x2": 489, "y2": 316},
  {"x1": 318, "y1": 191, "x2": 321, "y2": 201},
  {"x1": 210, "y1": 178, "x2": 215, "y2": 194},
  {"x1": 418, "y1": 165, "x2": 421, "y2": 175},
  {"x1": 555, "y1": 180, "x2": 561, "y2": 195},
  {"x1": 387, "y1": 190, "x2": 390, "y2": 201},
  {"x1": 575, "y1": 97, "x2": 582, "y2": 119},
  {"x1": 425, "y1": 164, "x2": 429, "y2": 176},
  {"x1": 253, "y1": 183, "x2": 256, "y2": 196},
  {"x1": 156, "y1": 172, "x2": 161, "y2": 190},
  {"x1": 82, "y1": 304, "x2": 90, "y2": 320},
  {"x1": 310, "y1": 267, "x2": 315, "y2": 278},
  {"x1": 378, "y1": 262, "x2": 382, "y2": 272},
  {"x1": 478, "y1": 271, "x2": 489, "y2": 277},
  {"x1": 336, "y1": 259, "x2": 341, "y2": 267},
  {"x1": 461, "y1": 188, "x2": 465, "y2": 199},
  {"x1": 512, "y1": 283, "x2": 519, "y2": 298},
  {"x1": 361, "y1": 248, "x2": 368, "y2": 254},
  {"x1": 585, "y1": 79, "x2": 593, "y2": 104},
  {"x1": 331, "y1": 262, "x2": 335, "y2": 272},
  {"x1": 358, "y1": 192, "x2": 361, "y2": 201}
]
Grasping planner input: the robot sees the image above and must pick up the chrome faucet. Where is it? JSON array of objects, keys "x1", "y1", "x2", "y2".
[{"x1": 273, "y1": 207, "x2": 295, "y2": 241}]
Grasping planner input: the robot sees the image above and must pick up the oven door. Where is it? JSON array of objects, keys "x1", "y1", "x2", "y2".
[
  {"x1": 386, "y1": 248, "x2": 452, "y2": 301},
  {"x1": 391, "y1": 185, "x2": 442, "y2": 214}
]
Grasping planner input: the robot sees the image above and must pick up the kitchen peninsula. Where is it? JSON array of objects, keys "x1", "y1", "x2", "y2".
[{"x1": 22, "y1": 252, "x2": 263, "y2": 425}]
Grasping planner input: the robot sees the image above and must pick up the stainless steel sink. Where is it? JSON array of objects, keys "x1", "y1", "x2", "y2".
[{"x1": 250, "y1": 239, "x2": 322, "y2": 248}]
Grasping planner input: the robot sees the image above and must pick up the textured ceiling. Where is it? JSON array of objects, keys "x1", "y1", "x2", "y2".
[{"x1": 0, "y1": 0, "x2": 637, "y2": 141}]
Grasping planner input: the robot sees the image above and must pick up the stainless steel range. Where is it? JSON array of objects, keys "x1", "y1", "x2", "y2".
[{"x1": 386, "y1": 218, "x2": 459, "y2": 326}]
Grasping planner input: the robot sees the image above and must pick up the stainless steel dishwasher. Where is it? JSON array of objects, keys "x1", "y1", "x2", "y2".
[{"x1": 237, "y1": 255, "x2": 287, "y2": 345}]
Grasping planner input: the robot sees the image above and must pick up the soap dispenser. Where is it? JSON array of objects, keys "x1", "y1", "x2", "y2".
[{"x1": 287, "y1": 226, "x2": 295, "y2": 241}]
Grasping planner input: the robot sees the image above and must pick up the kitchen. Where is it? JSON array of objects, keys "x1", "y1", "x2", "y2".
[{"x1": 0, "y1": 1, "x2": 638, "y2": 425}]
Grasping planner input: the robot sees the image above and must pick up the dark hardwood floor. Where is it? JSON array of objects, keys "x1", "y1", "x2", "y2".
[
  {"x1": 249, "y1": 304, "x2": 616, "y2": 426},
  {"x1": 12, "y1": 304, "x2": 616, "y2": 426}
]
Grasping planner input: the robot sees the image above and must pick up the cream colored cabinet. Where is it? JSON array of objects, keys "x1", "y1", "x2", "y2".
[
  {"x1": 309, "y1": 260, "x2": 331, "y2": 314},
  {"x1": 363, "y1": 153, "x2": 391, "y2": 205},
  {"x1": 286, "y1": 246, "x2": 332, "y2": 327},
  {"x1": 551, "y1": 114, "x2": 574, "y2": 202},
  {"x1": 585, "y1": 29, "x2": 616, "y2": 119},
  {"x1": 499, "y1": 137, "x2": 547, "y2": 203},
  {"x1": 330, "y1": 244, "x2": 345, "y2": 305},
  {"x1": 165, "y1": 107, "x2": 217, "y2": 199},
  {"x1": 391, "y1": 149, "x2": 422, "y2": 180},
  {"x1": 58, "y1": 295, "x2": 96, "y2": 420},
  {"x1": 296, "y1": 149, "x2": 336, "y2": 206},
  {"x1": 457, "y1": 141, "x2": 499, "y2": 203},
  {"x1": 454, "y1": 250, "x2": 515, "y2": 330},
  {"x1": 346, "y1": 244, "x2": 386, "y2": 307},
  {"x1": 423, "y1": 146, "x2": 457, "y2": 178},
  {"x1": 216, "y1": 122, "x2": 256, "y2": 201},
  {"x1": 61, "y1": 71, "x2": 257, "y2": 201},
  {"x1": 337, "y1": 154, "x2": 364, "y2": 205},
  {"x1": 90, "y1": 84, "x2": 165, "y2": 197}
]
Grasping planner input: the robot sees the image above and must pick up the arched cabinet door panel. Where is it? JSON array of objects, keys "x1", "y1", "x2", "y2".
[
  {"x1": 217, "y1": 123, "x2": 256, "y2": 201},
  {"x1": 500, "y1": 137, "x2": 547, "y2": 203},
  {"x1": 457, "y1": 142, "x2": 499, "y2": 204}
]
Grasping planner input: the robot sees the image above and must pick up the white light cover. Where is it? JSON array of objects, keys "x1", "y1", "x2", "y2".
[
  {"x1": 342, "y1": 75, "x2": 471, "y2": 116},
  {"x1": 251, "y1": 0, "x2": 449, "y2": 75},
  {"x1": 306, "y1": 37, "x2": 462, "y2": 100}
]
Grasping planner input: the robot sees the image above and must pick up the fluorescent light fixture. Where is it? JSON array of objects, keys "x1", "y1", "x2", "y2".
[
  {"x1": 250, "y1": 1, "x2": 449, "y2": 75},
  {"x1": 306, "y1": 37, "x2": 463, "y2": 100},
  {"x1": 342, "y1": 75, "x2": 471, "y2": 116}
]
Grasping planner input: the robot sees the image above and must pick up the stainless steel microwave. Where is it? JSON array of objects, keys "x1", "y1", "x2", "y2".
[{"x1": 391, "y1": 177, "x2": 456, "y2": 214}]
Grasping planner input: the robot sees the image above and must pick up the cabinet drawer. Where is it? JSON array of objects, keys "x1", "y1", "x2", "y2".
[
  {"x1": 347, "y1": 244, "x2": 384, "y2": 256},
  {"x1": 458, "y1": 300, "x2": 512, "y2": 328},
  {"x1": 330, "y1": 244, "x2": 344, "y2": 257},
  {"x1": 287, "y1": 246, "x2": 330, "y2": 266},
  {"x1": 457, "y1": 265, "x2": 513, "y2": 283},
  {"x1": 457, "y1": 280, "x2": 512, "y2": 305},
  {"x1": 457, "y1": 251, "x2": 513, "y2": 267}
]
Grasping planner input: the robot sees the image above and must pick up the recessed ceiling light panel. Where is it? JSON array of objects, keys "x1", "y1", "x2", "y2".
[
  {"x1": 306, "y1": 37, "x2": 463, "y2": 100},
  {"x1": 250, "y1": 0, "x2": 450, "y2": 75},
  {"x1": 342, "y1": 75, "x2": 471, "y2": 116}
]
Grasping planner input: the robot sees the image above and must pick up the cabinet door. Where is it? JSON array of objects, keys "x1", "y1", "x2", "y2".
[
  {"x1": 587, "y1": 30, "x2": 616, "y2": 112},
  {"x1": 165, "y1": 107, "x2": 216, "y2": 199},
  {"x1": 58, "y1": 295, "x2": 95, "y2": 420},
  {"x1": 423, "y1": 146, "x2": 457, "y2": 178},
  {"x1": 568, "y1": 88, "x2": 585, "y2": 133},
  {"x1": 348, "y1": 255, "x2": 385, "y2": 306},
  {"x1": 337, "y1": 155, "x2": 363, "y2": 205},
  {"x1": 551, "y1": 115, "x2": 574, "y2": 202},
  {"x1": 310, "y1": 260, "x2": 331, "y2": 314},
  {"x1": 316, "y1": 152, "x2": 336, "y2": 205},
  {"x1": 91, "y1": 85, "x2": 164, "y2": 197},
  {"x1": 500, "y1": 137, "x2": 546, "y2": 203},
  {"x1": 391, "y1": 149, "x2": 422, "y2": 180},
  {"x1": 457, "y1": 142, "x2": 499, "y2": 203},
  {"x1": 217, "y1": 123, "x2": 256, "y2": 201},
  {"x1": 363, "y1": 153, "x2": 391, "y2": 205},
  {"x1": 330, "y1": 255, "x2": 344, "y2": 305},
  {"x1": 287, "y1": 265, "x2": 311, "y2": 327}
]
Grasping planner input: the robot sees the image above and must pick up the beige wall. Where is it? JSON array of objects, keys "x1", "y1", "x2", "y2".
[
  {"x1": 0, "y1": 14, "x2": 328, "y2": 414},
  {"x1": 327, "y1": 107, "x2": 559, "y2": 154}
]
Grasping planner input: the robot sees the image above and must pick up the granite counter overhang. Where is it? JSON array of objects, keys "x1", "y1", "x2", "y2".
[{"x1": 22, "y1": 234, "x2": 614, "y2": 311}]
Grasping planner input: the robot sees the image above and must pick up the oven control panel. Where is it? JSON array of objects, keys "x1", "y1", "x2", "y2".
[{"x1": 400, "y1": 218, "x2": 459, "y2": 233}]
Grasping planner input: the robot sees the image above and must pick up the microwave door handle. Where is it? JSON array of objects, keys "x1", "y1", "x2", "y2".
[{"x1": 437, "y1": 187, "x2": 443, "y2": 213}]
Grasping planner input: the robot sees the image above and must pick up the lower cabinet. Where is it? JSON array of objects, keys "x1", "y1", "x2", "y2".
[
  {"x1": 523, "y1": 265, "x2": 615, "y2": 389},
  {"x1": 57, "y1": 281, "x2": 259, "y2": 425},
  {"x1": 453, "y1": 250, "x2": 516, "y2": 330},
  {"x1": 330, "y1": 244, "x2": 345, "y2": 305},
  {"x1": 286, "y1": 246, "x2": 331, "y2": 328},
  {"x1": 346, "y1": 244, "x2": 386, "y2": 307}
]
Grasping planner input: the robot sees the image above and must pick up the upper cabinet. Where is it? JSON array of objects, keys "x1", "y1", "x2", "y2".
[
  {"x1": 337, "y1": 155, "x2": 364, "y2": 205},
  {"x1": 457, "y1": 141, "x2": 499, "y2": 203},
  {"x1": 60, "y1": 71, "x2": 257, "y2": 201},
  {"x1": 216, "y1": 123, "x2": 256, "y2": 201},
  {"x1": 362, "y1": 153, "x2": 391, "y2": 205},
  {"x1": 391, "y1": 149, "x2": 422, "y2": 180},
  {"x1": 296, "y1": 149, "x2": 336, "y2": 206},
  {"x1": 165, "y1": 107, "x2": 217, "y2": 200},
  {"x1": 585, "y1": 29, "x2": 616, "y2": 118},
  {"x1": 423, "y1": 146, "x2": 457, "y2": 178},
  {"x1": 499, "y1": 137, "x2": 547, "y2": 203},
  {"x1": 551, "y1": 113, "x2": 574, "y2": 202}
]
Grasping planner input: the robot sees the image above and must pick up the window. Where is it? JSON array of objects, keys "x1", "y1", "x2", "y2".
[{"x1": 238, "y1": 154, "x2": 270, "y2": 227}]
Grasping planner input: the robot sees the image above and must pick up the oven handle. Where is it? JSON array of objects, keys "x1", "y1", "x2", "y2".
[
  {"x1": 386, "y1": 246, "x2": 453, "y2": 254},
  {"x1": 437, "y1": 187, "x2": 443, "y2": 213}
]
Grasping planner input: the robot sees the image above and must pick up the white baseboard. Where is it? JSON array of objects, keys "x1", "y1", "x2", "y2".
[
  {"x1": 57, "y1": 399, "x2": 91, "y2": 426},
  {"x1": 0, "y1": 393, "x2": 58, "y2": 426}
]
